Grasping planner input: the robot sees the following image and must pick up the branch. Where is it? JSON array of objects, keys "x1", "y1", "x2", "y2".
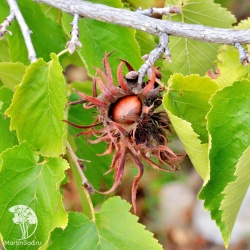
[
  {"x1": 66, "y1": 141, "x2": 96, "y2": 220},
  {"x1": 66, "y1": 13, "x2": 82, "y2": 54},
  {"x1": 66, "y1": 141, "x2": 94, "y2": 195},
  {"x1": 34, "y1": 0, "x2": 250, "y2": 45},
  {"x1": 235, "y1": 42, "x2": 250, "y2": 65},
  {"x1": 0, "y1": 10, "x2": 15, "y2": 38},
  {"x1": 135, "y1": 6, "x2": 182, "y2": 17},
  {"x1": 138, "y1": 32, "x2": 170, "y2": 84},
  {"x1": 7, "y1": 0, "x2": 37, "y2": 62}
]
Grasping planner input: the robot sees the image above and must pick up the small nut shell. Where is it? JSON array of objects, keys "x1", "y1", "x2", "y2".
[{"x1": 111, "y1": 95, "x2": 142, "y2": 124}]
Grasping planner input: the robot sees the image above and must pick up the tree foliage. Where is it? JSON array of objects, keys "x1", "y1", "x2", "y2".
[{"x1": 0, "y1": 0, "x2": 250, "y2": 249}]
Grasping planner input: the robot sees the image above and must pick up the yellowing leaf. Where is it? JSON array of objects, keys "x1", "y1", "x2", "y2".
[
  {"x1": 166, "y1": 74, "x2": 219, "y2": 143},
  {"x1": 0, "y1": 62, "x2": 26, "y2": 90},
  {"x1": 214, "y1": 18, "x2": 250, "y2": 88},
  {"x1": 164, "y1": 74, "x2": 218, "y2": 180},
  {"x1": 6, "y1": 54, "x2": 67, "y2": 157},
  {"x1": 214, "y1": 45, "x2": 250, "y2": 88},
  {"x1": 220, "y1": 146, "x2": 250, "y2": 247},
  {"x1": 167, "y1": 112, "x2": 209, "y2": 180}
]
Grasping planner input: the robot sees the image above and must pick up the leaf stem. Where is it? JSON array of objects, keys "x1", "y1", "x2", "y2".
[
  {"x1": 66, "y1": 141, "x2": 95, "y2": 221},
  {"x1": 138, "y1": 32, "x2": 169, "y2": 84},
  {"x1": 0, "y1": 10, "x2": 15, "y2": 38},
  {"x1": 57, "y1": 49, "x2": 68, "y2": 57},
  {"x1": 235, "y1": 42, "x2": 250, "y2": 65},
  {"x1": 66, "y1": 13, "x2": 82, "y2": 54}
]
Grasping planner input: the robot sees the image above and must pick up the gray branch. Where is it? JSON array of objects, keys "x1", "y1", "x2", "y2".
[
  {"x1": 135, "y1": 6, "x2": 182, "y2": 17},
  {"x1": 7, "y1": 0, "x2": 37, "y2": 62},
  {"x1": 34, "y1": 0, "x2": 250, "y2": 45},
  {"x1": 0, "y1": 10, "x2": 15, "y2": 38},
  {"x1": 235, "y1": 42, "x2": 250, "y2": 65},
  {"x1": 138, "y1": 33, "x2": 169, "y2": 84},
  {"x1": 66, "y1": 13, "x2": 82, "y2": 54}
]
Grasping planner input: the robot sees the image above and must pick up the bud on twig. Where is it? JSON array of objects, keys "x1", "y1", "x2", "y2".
[
  {"x1": 138, "y1": 32, "x2": 170, "y2": 84},
  {"x1": 66, "y1": 13, "x2": 82, "y2": 54},
  {"x1": 136, "y1": 6, "x2": 182, "y2": 17},
  {"x1": 235, "y1": 43, "x2": 250, "y2": 66},
  {"x1": 0, "y1": 11, "x2": 15, "y2": 39}
]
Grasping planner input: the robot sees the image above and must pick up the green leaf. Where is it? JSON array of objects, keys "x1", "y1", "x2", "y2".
[
  {"x1": 0, "y1": 0, "x2": 8, "y2": 16},
  {"x1": 0, "y1": 0, "x2": 9, "y2": 26},
  {"x1": 214, "y1": 0, "x2": 232, "y2": 7},
  {"x1": 165, "y1": 112, "x2": 209, "y2": 180},
  {"x1": 6, "y1": 54, "x2": 67, "y2": 157},
  {"x1": 0, "y1": 62, "x2": 26, "y2": 90},
  {"x1": 163, "y1": 74, "x2": 218, "y2": 179},
  {"x1": 0, "y1": 87, "x2": 18, "y2": 153},
  {"x1": 128, "y1": 0, "x2": 159, "y2": 9},
  {"x1": 214, "y1": 45, "x2": 250, "y2": 88},
  {"x1": 0, "y1": 1, "x2": 11, "y2": 63},
  {"x1": 236, "y1": 17, "x2": 250, "y2": 30},
  {"x1": 135, "y1": 30, "x2": 156, "y2": 56},
  {"x1": 62, "y1": 13, "x2": 142, "y2": 78},
  {"x1": 164, "y1": 0, "x2": 236, "y2": 75},
  {"x1": 214, "y1": 18, "x2": 250, "y2": 88},
  {"x1": 87, "y1": 0, "x2": 123, "y2": 7},
  {"x1": 0, "y1": 37, "x2": 10, "y2": 62},
  {"x1": 199, "y1": 79, "x2": 250, "y2": 246},
  {"x1": 220, "y1": 145, "x2": 250, "y2": 247},
  {"x1": 48, "y1": 197, "x2": 163, "y2": 250},
  {"x1": 165, "y1": 74, "x2": 219, "y2": 143},
  {"x1": 0, "y1": 142, "x2": 69, "y2": 249},
  {"x1": 7, "y1": 21, "x2": 30, "y2": 65},
  {"x1": 39, "y1": 4, "x2": 62, "y2": 23}
]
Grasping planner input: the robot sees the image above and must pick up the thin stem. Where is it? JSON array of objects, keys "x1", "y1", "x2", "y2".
[
  {"x1": 136, "y1": 6, "x2": 182, "y2": 17},
  {"x1": 6, "y1": 0, "x2": 37, "y2": 62},
  {"x1": 66, "y1": 13, "x2": 82, "y2": 54},
  {"x1": 138, "y1": 32, "x2": 169, "y2": 84},
  {"x1": 66, "y1": 141, "x2": 93, "y2": 192},
  {"x1": 0, "y1": 10, "x2": 15, "y2": 38},
  {"x1": 66, "y1": 141, "x2": 95, "y2": 220},
  {"x1": 57, "y1": 48, "x2": 68, "y2": 57},
  {"x1": 235, "y1": 42, "x2": 250, "y2": 65}
]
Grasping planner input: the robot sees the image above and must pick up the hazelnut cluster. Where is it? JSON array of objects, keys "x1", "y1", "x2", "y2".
[{"x1": 67, "y1": 54, "x2": 184, "y2": 211}]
